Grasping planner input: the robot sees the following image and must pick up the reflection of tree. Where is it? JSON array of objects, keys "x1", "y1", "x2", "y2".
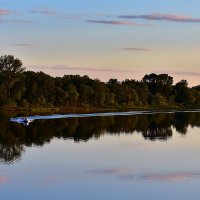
[
  {"x1": 173, "y1": 113, "x2": 190, "y2": 134},
  {"x1": 0, "y1": 144, "x2": 24, "y2": 164},
  {"x1": 142, "y1": 114, "x2": 173, "y2": 140},
  {"x1": 143, "y1": 123, "x2": 172, "y2": 141},
  {"x1": 0, "y1": 112, "x2": 200, "y2": 164},
  {"x1": 0, "y1": 115, "x2": 25, "y2": 164}
]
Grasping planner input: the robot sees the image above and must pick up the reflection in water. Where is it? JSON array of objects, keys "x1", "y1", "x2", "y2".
[
  {"x1": 88, "y1": 168, "x2": 200, "y2": 182},
  {"x1": 0, "y1": 111, "x2": 200, "y2": 164}
]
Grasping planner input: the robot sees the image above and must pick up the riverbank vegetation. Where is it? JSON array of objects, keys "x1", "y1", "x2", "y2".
[{"x1": 0, "y1": 55, "x2": 200, "y2": 110}]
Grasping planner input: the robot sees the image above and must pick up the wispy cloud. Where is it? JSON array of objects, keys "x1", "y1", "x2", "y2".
[
  {"x1": 29, "y1": 65, "x2": 133, "y2": 73},
  {"x1": 86, "y1": 20, "x2": 147, "y2": 26},
  {"x1": 0, "y1": 9, "x2": 10, "y2": 15},
  {"x1": 119, "y1": 13, "x2": 200, "y2": 23},
  {"x1": 13, "y1": 43, "x2": 34, "y2": 47},
  {"x1": 30, "y1": 8, "x2": 58, "y2": 16},
  {"x1": 121, "y1": 48, "x2": 151, "y2": 52}
]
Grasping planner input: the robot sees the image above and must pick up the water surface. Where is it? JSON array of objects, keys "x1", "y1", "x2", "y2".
[{"x1": 0, "y1": 111, "x2": 200, "y2": 200}]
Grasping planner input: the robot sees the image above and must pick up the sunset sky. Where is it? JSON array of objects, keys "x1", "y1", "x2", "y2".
[{"x1": 1, "y1": 0, "x2": 200, "y2": 86}]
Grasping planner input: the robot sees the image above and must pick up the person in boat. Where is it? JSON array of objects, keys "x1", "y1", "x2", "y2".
[
  {"x1": 22, "y1": 117, "x2": 30, "y2": 126},
  {"x1": 23, "y1": 117, "x2": 29, "y2": 123}
]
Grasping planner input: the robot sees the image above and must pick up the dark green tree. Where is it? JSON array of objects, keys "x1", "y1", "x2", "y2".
[
  {"x1": 174, "y1": 80, "x2": 194, "y2": 105},
  {"x1": 0, "y1": 55, "x2": 25, "y2": 105}
]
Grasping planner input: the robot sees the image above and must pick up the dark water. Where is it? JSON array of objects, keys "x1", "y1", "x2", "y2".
[{"x1": 0, "y1": 111, "x2": 200, "y2": 200}]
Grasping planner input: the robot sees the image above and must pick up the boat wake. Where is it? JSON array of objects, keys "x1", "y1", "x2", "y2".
[{"x1": 10, "y1": 110, "x2": 200, "y2": 126}]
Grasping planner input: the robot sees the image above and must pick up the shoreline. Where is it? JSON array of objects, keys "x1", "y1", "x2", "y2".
[{"x1": 1, "y1": 105, "x2": 199, "y2": 115}]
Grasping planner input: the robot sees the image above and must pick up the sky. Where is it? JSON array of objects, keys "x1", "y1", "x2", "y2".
[{"x1": 0, "y1": 0, "x2": 200, "y2": 86}]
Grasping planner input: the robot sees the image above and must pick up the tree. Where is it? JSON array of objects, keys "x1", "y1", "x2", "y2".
[
  {"x1": 174, "y1": 80, "x2": 193, "y2": 104},
  {"x1": 0, "y1": 55, "x2": 25, "y2": 100},
  {"x1": 66, "y1": 83, "x2": 79, "y2": 105},
  {"x1": 152, "y1": 93, "x2": 167, "y2": 106},
  {"x1": 123, "y1": 80, "x2": 148, "y2": 105},
  {"x1": 143, "y1": 73, "x2": 173, "y2": 97}
]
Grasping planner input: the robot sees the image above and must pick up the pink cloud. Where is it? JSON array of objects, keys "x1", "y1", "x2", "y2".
[
  {"x1": 0, "y1": 9, "x2": 10, "y2": 15},
  {"x1": 86, "y1": 20, "x2": 145, "y2": 26},
  {"x1": 119, "y1": 13, "x2": 200, "y2": 23}
]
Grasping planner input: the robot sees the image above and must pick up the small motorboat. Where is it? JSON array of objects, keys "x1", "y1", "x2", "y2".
[
  {"x1": 10, "y1": 116, "x2": 33, "y2": 126},
  {"x1": 22, "y1": 117, "x2": 30, "y2": 126}
]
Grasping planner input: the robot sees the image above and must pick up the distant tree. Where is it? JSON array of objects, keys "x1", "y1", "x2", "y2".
[
  {"x1": 54, "y1": 87, "x2": 68, "y2": 106},
  {"x1": 152, "y1": 93, "x2": 167, "y2": 106},
  {"x1": 91, "y1": 80, "x2": 107, "y2": 106},
  {"x1": 105, "y1": 92, "x2": 116, "y2": 106},
  {"x1": 143, "y1": 73, "x2": 173, "y2": 97},
  {"x1": 79, "y1": 85, "x2": 93, "y2": 105},
  {"x1": 123, "y1": 80, "x2": 148, "y2": 105},
  {"x1": 23, "y1": 71, "x2": 55, "y2": 106},
  {"x1": 66, "y1": 83, "x2": 79, "y2": 105},
  {"x1": 174, "y1": 80, "x2": 193, "y2": 104},
  {"x1": 193, "y1": 85, "x2": 200, "y2": 92},
  {"x1": 0, "y1": 55, "x2": 25, "y2": 105}
]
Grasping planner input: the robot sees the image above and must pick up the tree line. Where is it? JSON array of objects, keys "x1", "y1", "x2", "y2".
[{"x1": 0, "y1": 55, "x2": 200, "y2": 108}]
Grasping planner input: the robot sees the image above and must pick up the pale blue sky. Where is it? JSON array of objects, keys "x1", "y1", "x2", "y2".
[{"x1": 1, "y1": 0, "x2": 200, "y2": 85}]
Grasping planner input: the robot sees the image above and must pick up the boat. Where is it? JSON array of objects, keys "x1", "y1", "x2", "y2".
[{"x1": 21, "y1": 117, "x2": 31, "y2": 126}]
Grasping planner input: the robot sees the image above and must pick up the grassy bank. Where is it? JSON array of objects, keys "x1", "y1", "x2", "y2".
[{"x1": 1, "y1": 104, "x2": 198, "y2": 115}]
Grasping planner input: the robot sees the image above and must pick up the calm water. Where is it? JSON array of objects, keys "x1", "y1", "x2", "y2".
[{"x1": 0, "y1": 111, "x2": 200, "y2": 200}]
